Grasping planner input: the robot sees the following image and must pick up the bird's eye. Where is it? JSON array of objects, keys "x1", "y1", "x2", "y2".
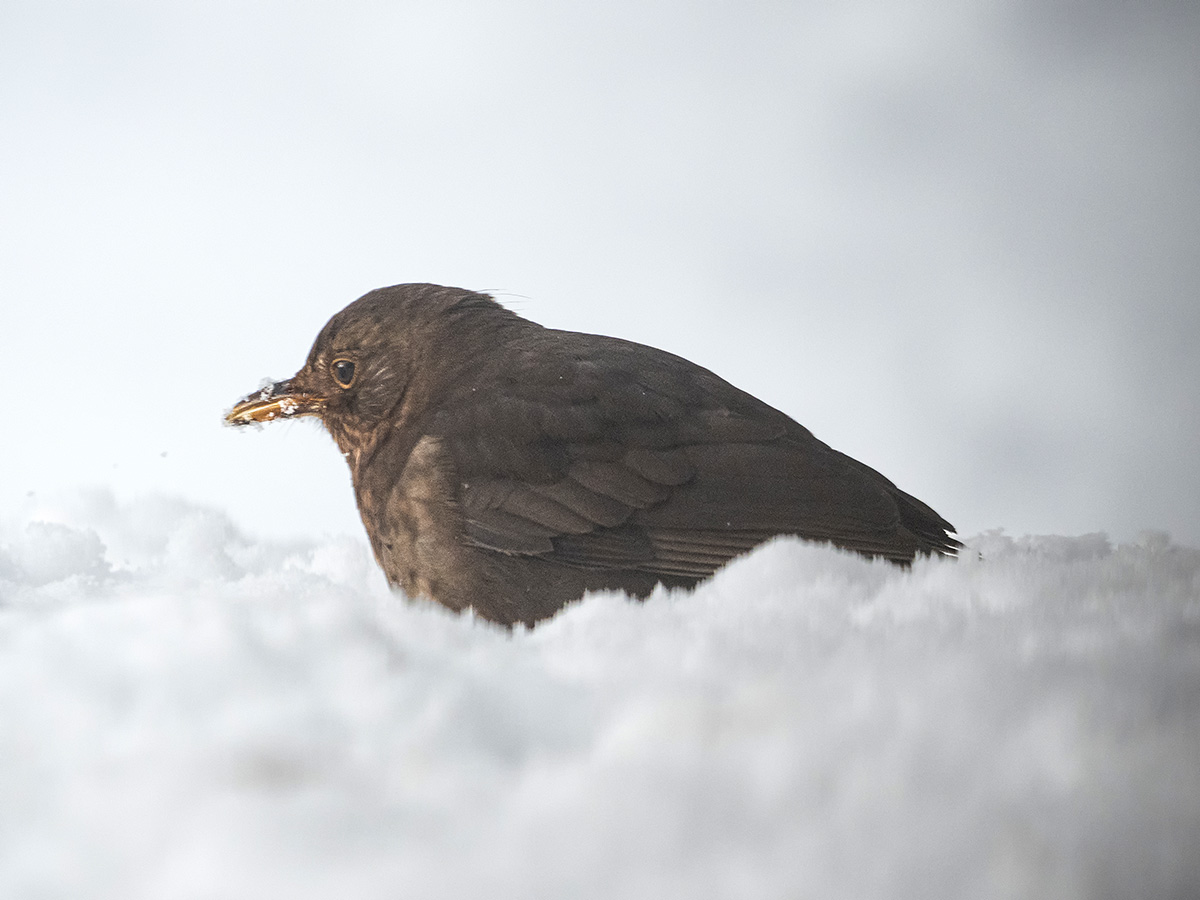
[{"x1": 331, "y1": 359, "x2": 357, "y2": 388}]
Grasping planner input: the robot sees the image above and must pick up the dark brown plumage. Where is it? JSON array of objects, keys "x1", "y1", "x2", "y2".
[{"x1": 226, "y1": 283, "x2": 958, "y2": 625}]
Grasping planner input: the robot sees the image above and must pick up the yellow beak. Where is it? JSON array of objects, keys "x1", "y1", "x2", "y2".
[{"x1": 224, "y1": 379, "x2": 326, "y2": 426}]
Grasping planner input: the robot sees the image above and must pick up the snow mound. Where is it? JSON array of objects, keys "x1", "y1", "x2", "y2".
[{"x1": 1, "y1": 491, "x2": 1197, "y2": 899}]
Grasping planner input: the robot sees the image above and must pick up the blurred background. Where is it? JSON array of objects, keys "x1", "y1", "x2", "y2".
[{"x1": 2, "y1": 0, "x2": 1197, "y2": 546}]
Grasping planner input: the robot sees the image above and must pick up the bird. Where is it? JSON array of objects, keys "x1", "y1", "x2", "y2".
[{"x1": 226, "y1": 283, "x2": 958, "y2": 625}]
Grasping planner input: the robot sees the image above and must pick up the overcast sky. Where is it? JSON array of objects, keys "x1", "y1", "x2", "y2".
[{"x1": 2, "y1": 0, "x2": 1197, "y2": 545}]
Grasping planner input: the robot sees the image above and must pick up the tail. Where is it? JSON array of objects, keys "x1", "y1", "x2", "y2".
[{"x1": 893, "y1": 487, "x2": 961, "y2": 557}]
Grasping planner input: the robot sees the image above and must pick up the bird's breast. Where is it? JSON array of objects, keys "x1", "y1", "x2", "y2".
[{"x1": 352, "y1": 434, "x2": 473, "y2": 609}]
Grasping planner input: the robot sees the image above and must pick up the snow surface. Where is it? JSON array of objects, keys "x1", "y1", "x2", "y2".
[{"x1": 2, "y1": 490, "x2": 1197, "y2": 900}]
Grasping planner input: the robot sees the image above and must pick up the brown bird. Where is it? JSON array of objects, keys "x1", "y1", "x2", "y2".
[{"x1": 226, "y1": 283, "x2": 958, "y2": 625}]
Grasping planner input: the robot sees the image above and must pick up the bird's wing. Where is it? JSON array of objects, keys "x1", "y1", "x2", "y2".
[{"x1": 431, "y1": 332, "x2": 954, "y2": 576}]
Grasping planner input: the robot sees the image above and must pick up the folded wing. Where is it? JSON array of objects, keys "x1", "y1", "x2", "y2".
[{"x1": 431, "y1": 331, "x2": 958, "y2": 579}]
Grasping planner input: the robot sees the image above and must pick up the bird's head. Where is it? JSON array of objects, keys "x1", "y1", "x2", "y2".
[{"x1": 224, "y1": 283, "x2": 523, "y2": 456}]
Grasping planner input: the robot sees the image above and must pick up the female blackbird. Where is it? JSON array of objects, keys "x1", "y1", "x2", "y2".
[{"x1": 227, "y1": 283, "x2": 958, "y2": 625}]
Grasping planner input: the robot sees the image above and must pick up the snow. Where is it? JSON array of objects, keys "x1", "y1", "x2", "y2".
[{"x1": 2, "y1": 491, "x2": 1197, "y2": 899}]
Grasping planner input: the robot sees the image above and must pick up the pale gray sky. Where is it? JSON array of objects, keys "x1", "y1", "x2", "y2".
[{"x1": 3, "y1": 0, "x2": 1198, "y2": 544}]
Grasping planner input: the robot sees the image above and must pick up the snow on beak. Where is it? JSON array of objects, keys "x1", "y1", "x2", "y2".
[{"x1": 224, "y1": 378, "x2": 327, "y2": 426}]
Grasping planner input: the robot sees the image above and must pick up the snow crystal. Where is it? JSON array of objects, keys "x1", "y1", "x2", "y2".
[{"x1": 0, "y1": 491, "x2": 1197, "y2": 899}]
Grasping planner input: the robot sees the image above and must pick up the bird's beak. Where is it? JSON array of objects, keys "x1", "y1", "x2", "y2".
[{"x1": 224, "y1": 378, "x2": 327, "y2": 426}]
